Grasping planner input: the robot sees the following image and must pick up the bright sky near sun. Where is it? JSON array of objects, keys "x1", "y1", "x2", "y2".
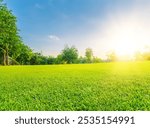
[{"x1": 4, "y1": 0, "x2": 150, "y2": 58}]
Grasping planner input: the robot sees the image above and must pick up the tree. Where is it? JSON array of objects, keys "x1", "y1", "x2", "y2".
[
  {"x1": 0, "y1": 0, "x2": 22, "y2": 65},
  {"x1": 78, "y1": 56, "x2": 86, "y2": 64},
  {"x1": 93, "y1": 56, "x2": 102, "y2": 63},
  {"x1": 106, "y1": 51, "x2": 117, "y2": 62},
  {"x1": 55, "y1": 54, "x2": 63, "y2": 64},
  {"x1": 47, "y1": 56, "x2": 56, "y2": 64},
  {"x1": 61, "y1": 45, "x2": 78, "y2": 64},
  {"x1": 85, "y1": 48, "x2": 93, "y2": 63},
  {"x1": 15, "y1": 44, "x2": 33, "y2": 65},
  {"x1": 30, "y1": 52, "x2": 49, "y2": 65}
]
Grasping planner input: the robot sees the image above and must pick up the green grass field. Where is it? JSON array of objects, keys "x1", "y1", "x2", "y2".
[{"x1": 0, "y1": 61, "x2": 150, "y2": 111}]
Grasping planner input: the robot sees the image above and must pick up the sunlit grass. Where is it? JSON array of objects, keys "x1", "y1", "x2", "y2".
[{"x1": 0, "y1": 61, "x2": 150, "y2": 110}]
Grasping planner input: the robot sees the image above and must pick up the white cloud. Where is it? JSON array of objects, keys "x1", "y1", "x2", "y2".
[{"x1": 48, "y1": 35, "x2": 60, "y2": 41}]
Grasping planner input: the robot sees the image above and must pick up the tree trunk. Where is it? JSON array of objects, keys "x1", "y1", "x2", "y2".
[
  {"x1": 6, "y1": 47, "x2": 9, "y2": 65},
  {"x1": 3, "y1": 51, "x2": 6, "y2": 66}
]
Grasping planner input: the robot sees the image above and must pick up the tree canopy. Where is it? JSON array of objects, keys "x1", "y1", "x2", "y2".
[
  {"x1": 85, "y1": 48, "x2": 93, "y2": 63},
  {"x1": 61, "y1": 45, "x2": 78, "y2": 64},
  {"x1": 0, "y1": 1, "x2": 23, "y2": 65}
]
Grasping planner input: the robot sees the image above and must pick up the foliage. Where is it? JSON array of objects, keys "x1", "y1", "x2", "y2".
[
  {"x1": 55, "y1": 54, "x2": 64, "y2": 64},
  {"x1": 93, "y1": 56, "x2": 102, "y2": 63},
  {"x1": 61, "y1": 45, "x2": 78, "y2": 64},
  {"x1": 0, "y1": 1, "x2": 22, "y2": 65},
  {"x1": 14, "y1": 44, "x2": 33, "y2": 65},
  {"x1": 47, "y1": 56, "x2": 56, "y2": 64},
  {"x1": 78, "y1": 56, "x2": 87, "y2": 64},
  {"x1": 85, "y1": 48, "x2": 93, "y2": 63}
]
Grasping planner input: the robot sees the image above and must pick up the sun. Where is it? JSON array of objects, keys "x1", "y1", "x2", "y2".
[
  {"x1": 93, "y1": 14, "x2": 150, "y2": 59},
  {"x1": 114, "y1": 36, "x2": 137, "y2": 56},
  {"x1": 108, "y1": 22, "x2": 149, "y2": 57}
]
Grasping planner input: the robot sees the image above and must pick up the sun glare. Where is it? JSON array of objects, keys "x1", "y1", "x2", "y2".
[
  {"x1": 115, "y1": 41, "x2": 134, "y2": 56},
  {"x1": 114, "y1": 33, "x2": 138, "y2": 56},
  {"x1": 105, "y1": 20, "x2": 150, "y2": 59}
]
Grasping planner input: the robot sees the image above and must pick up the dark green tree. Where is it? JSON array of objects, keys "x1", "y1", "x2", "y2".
[
  {"x1": 61, "y1": 45, "x2": 78, "y2": 64},
  {"x1": 55, "y1": 54, "x2": 63, "y2": 64},
  {"x1": 47, "y1": 56, "x2": 56, "y2": 64},
  {"x1": 0, "y1": 0, "x2": 22, "y2": 65},
  {"x1": 16, "y1": 44, "x2": 33, "y2": 65},
  {"x1": 78, "y1": 56, "x2": 86, "y2": 64}
]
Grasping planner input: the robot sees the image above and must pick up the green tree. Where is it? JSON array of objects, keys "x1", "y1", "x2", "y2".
[
  {"x1": 93, "y1": 56, "x2": 102, "y2": 63},
  {"x1": 78, "y1": 56, "x2": 86, "y2": 64},
  {"x1": 47, "y1": 56, "x2": 56, "y2": 64},
  {"x1": 85, "y1": 48, "x2": 93, "y2": 63},
  {"x1": 30, "y1": 52, "x2": 49, "y2": 65},
  {"x1": 61, "y1": 45, "x2": 78, "y2": 64},
  {"x1": 55, "y1": 54, "x2": 64, "y2": 64},
  {"x1": 0, "y1": 0, "x2": 21, "y2": 65}
]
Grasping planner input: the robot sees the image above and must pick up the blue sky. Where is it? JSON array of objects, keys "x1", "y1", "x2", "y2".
[{"x1": 4, "y1": 0, "x2": 150, "y2": 58}]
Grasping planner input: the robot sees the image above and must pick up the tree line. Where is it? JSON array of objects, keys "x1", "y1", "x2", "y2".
[
  {"x1": 0, "y1": 1, "x2": 101, "y2": 65},
  {"x1": 0, "y1": 1, "x2": 150, "y2": 65}
]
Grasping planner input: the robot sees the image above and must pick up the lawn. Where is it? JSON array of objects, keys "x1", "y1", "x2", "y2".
[{"x1": 0, "y1": 61, "x2": 150, "y2": 111}]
